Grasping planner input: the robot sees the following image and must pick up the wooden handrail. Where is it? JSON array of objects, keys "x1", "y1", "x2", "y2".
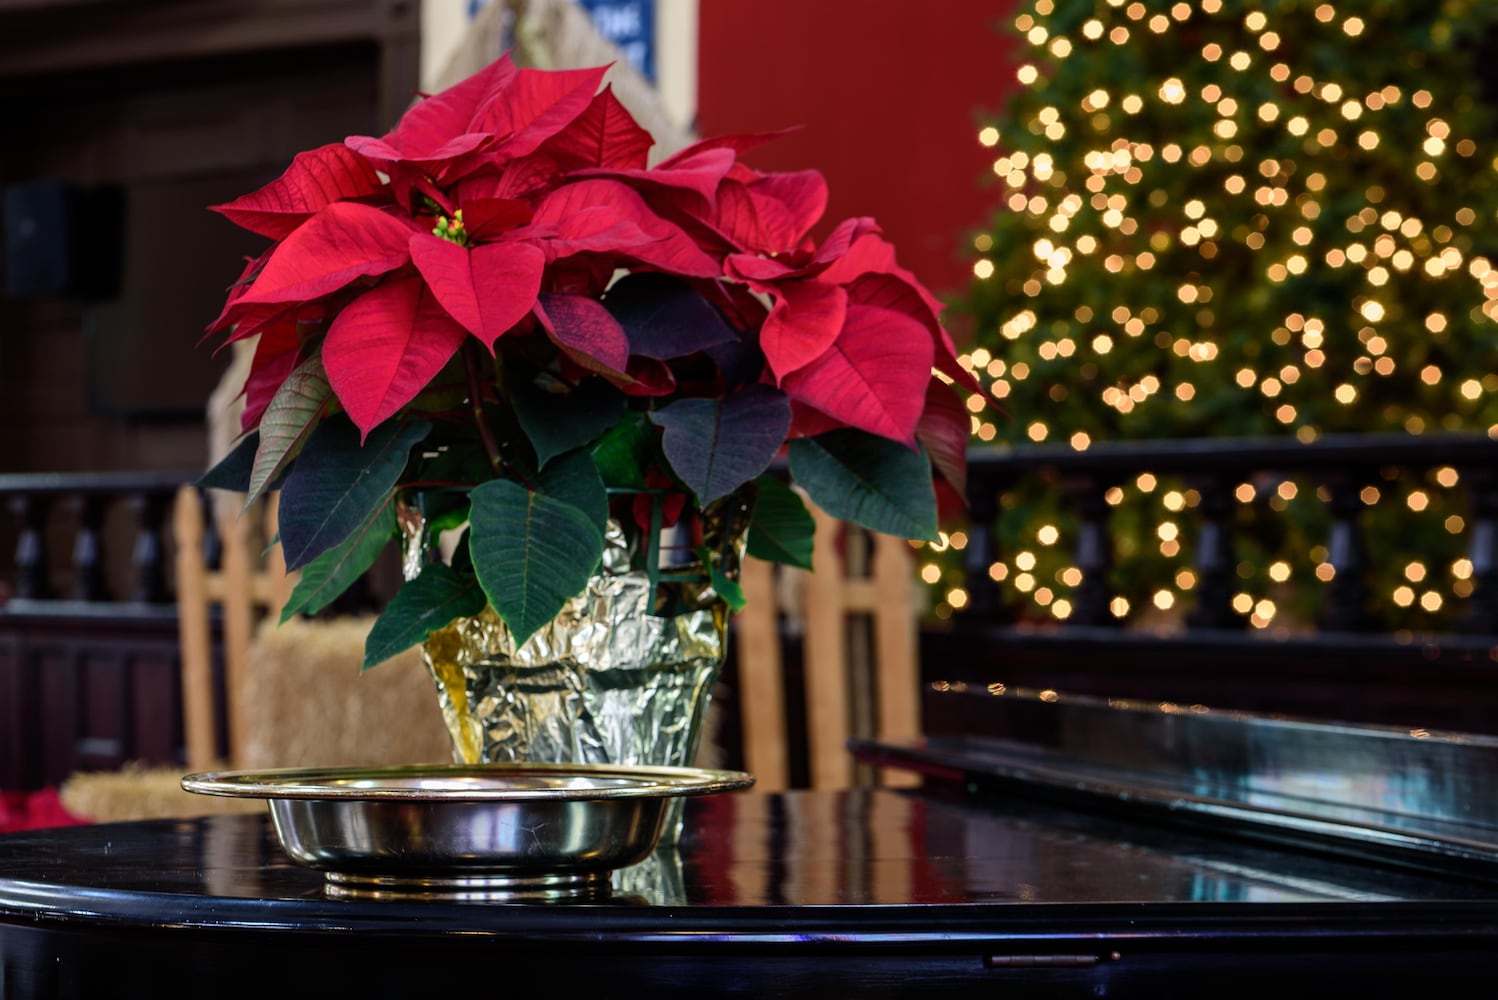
[
  {"x1": 2, "y1": 471, "x2": 194, "y2": 606},
  {"x1": 955, "y1": 432, "x2": 1498, "y2": 634}
]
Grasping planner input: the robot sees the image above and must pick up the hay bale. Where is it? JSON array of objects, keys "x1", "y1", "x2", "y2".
[
  {"x1": 60, "y1": 762, "x2": 263, "y2": 822},
  {"x1": 238, "y1": 615, "x2": 452, "y2": 769}
]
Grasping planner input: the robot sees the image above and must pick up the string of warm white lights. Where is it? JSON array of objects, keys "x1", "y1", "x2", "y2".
[{"x1": 936, "y1": 0, "x2": 1498, "y2": 631}]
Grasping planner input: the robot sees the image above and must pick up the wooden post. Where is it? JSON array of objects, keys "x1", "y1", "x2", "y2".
[
  {"x1": 129, "y1": 489, "x2": 170, "y2": 604},
  {"x1": 69, "y1": 493, "x2": 108, "y2": 602},
  {"x1": 736, "y1": 555, "x2": 789, "y2": 791},
  {"x1": 174, "y1": 486, "x2": 217, "y2": 771},
  {"x1": 1321, "y1": 470, "x2": 1376, "y2": 632},
  {"x1": 219, "y1": 500, "x2": 255, "y2": 767},
  {"x1": 804, "y1": 504, "x2": 852, "y2": 790},
  {"x1": 1186, "y1": 474, "x2": 1244, "y2": 630},
  {"x1": 1068, "y1": 476, "x2": 1116, "y2": 627},
  {"x1": 9, "y1": 494, "x2": 51, "y2": 600},
  {"x1": 871, "y1": 531, "x2": 920, "y2": 788}
]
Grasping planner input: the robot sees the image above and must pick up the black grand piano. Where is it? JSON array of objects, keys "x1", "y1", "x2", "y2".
[{"x1": 2, "y1": 686, "x2": 1497, "y2": 998}]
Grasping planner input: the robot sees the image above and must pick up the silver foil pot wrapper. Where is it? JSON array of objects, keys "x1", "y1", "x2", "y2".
[{"x1": 418, "y1": 518, "x2": 734, "y2": 844}]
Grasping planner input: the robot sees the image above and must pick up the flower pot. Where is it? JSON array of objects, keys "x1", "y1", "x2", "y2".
[{"x1": 419, "y1": 524, "x2": 732, "y2": 844}]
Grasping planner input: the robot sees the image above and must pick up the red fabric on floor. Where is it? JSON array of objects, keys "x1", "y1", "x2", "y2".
[{"x1": 0, "y1": 788, "x2": 90, "y2": 832}]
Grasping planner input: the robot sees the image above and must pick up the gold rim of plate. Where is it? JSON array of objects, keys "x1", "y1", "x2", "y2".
[{"x1": 180, "y1": 762, "x2": 755, "y2": 802}]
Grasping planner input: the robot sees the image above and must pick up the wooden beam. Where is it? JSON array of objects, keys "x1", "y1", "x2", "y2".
[{"x1": 0, "y1": 0, "x2": 418, "y2": 78}]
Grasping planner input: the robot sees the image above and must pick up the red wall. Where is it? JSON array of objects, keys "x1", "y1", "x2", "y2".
[{"x1": 697, "y1": 0, "x2": 1021, "y2": 333}]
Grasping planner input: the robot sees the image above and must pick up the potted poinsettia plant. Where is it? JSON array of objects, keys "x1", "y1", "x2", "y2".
[{"x1": 200, "y1": 53, "x2": 979, "y2": 791}]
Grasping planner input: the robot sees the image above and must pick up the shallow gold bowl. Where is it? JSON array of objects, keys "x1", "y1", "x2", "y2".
[{"x1": 182, "y1": 762, "x2": 754, "y2": 901}]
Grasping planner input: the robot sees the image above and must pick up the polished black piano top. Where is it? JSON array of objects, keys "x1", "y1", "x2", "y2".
[
  {"x1": 4, "y1": 785, "x2": 1495, "y2": 916},
  {"x1": 5, "y1": 691, "x2": 1498, "y2": 996}
]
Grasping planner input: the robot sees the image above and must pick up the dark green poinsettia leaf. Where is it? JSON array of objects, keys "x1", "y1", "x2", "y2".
[
  {"x1": 787, "y1": 429, "x2": 938, "y2": 541},
  {"x1": 511, "y1": 374, "x2": 629, "y2": 469},
  {"x1": 537, "y1": 448, "x2": 608, "y2": 535},
  {"x1": 280, "y1": 498, "x2": 397, "y2": 622},
  {"x1": 246, "y1": 355, "x2": 333, "y2": 507},
  {"x1": 590, "y1": 412, "x2": 656, "y2": 490},
  {"x1": 746, "y1": 474, "x2": 815, "y2": 570},
  {"x1": 650, "y1": 385, "x2": 792, "y2": 504},
  {"x1": 603, "y1": 272, "x2": 739, "y2": 360},
  {"x1": 467, "y1": 478, "x2": 604, "y2": 647},
  {"x1": 362, "y1": 562, "x2": 488, "y2": 671},
  {"x1": 278, "y1": 417, "x2": 432, "y2": 571},
  {"x1": 196, "y1": 431, "x2": 259, "y2": 493}
]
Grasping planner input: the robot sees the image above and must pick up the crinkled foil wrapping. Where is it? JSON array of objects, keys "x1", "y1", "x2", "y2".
[{"x1": 411, "y1": 513, "x2": 739, "y2": 843}]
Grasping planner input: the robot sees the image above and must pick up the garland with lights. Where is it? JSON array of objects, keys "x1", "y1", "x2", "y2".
[{"x1": 940, "y1": 0, "x2": 1498, "y2": 632}]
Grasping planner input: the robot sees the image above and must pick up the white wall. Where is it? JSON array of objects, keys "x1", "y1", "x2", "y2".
[
  {"x1": 420, "y1": 0, "x2": 486, "y2": 92},
  {"x1": 654, "y1": 0, "x2": 697, "y2": 132}
]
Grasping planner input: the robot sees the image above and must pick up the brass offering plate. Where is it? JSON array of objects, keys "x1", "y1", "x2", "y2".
[{"x1": 182, "y1": 762, "x2": 754, "y2": 901}]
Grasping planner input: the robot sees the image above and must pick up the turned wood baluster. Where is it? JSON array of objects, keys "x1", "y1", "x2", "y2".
[
  {"x1": 1458, "y1": 464, "x2": 1498, "y2": 633},
  {"x1": 9, "y1": 494, "x2": 51, "y2": 600},
  {"x1": 1065, "y1": 475, "x2": 1114, "y2": 626},
  {"x1": 960, "y1": 472, "x2": 1004, "y2": 620},
  {"x1": 1319, "y1": 470, "x2": 1376, "y2": 632},
  {"x1": 69, "y1": 493, "x2": 109, "y2": 602},
  {"x1": 1185, "y1": 474, "x2": 1243, "y2": 629},
  {"x1": 129, "y1": 489, "x2": 170, "y2": 604}
]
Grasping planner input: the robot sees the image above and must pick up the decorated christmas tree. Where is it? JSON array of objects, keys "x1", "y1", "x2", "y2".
[{"x1": 938, "y1": 0, "x2": 1498, "y2": 632}]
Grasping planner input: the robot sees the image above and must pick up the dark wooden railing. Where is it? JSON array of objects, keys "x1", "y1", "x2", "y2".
[
  {"x1": 0, "y1": 472, "x2": 198, "y2": 790},
  {"x1": 953, "y1": 431, "x2": 1498, "y2": 631},
  {"x1": 2, "y1": 472, "x2": 190, "y2": 607},
  {"x1": 925, "y1": 432, "x2": 1498, "y2": 737}
]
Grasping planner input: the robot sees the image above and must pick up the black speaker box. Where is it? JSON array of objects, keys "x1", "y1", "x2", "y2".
[{"x1": 3, "y1": 180, "x2": 124, "y2": 300}]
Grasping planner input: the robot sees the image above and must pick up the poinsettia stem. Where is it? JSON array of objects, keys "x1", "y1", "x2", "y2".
[{"x1": 463, "y1": 340, "x2": 504, "y2": 476}]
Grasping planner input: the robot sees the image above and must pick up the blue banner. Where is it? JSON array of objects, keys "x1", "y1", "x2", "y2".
[{"x1": 578, "y1": 0, "x2": 655, "y2": 82}]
